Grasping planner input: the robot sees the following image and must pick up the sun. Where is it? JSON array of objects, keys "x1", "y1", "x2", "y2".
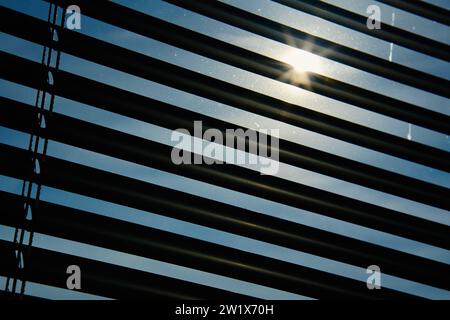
[
  {"x1": 278, "y1": 49, "x2": 324, "y2": 92},
  {"x1": 281, "y1": 49, "x2": 324, "y2": 74}
]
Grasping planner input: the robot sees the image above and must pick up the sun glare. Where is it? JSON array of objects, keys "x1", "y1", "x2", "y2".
[
  {"x1": 281, "y1": 49, "x2": 323, "y2": 74},
  {"x1": 278, "y1": 49, "x2": 325, "y2": 93}
]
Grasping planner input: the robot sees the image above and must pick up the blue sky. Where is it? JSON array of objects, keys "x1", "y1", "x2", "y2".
[{"x1": 0, "y1": 0, "x2": 449, "y2": 299}]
